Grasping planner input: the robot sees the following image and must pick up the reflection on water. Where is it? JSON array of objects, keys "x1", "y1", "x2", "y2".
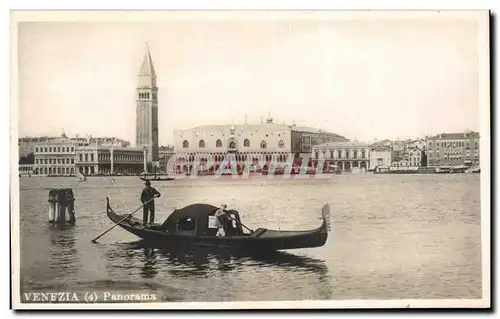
[
  {"x1": 140, "y1": 248, "x2": 159, "y2": 279},
  {"x1": 108, "y1": 240, "x2": 330, "y2": 285},
  {"x1": 19, "y1": 175, "x2": 482, "y2": 301},
  {"x1": 48, "y1": 227, "x2": 78, "y2": 274}
]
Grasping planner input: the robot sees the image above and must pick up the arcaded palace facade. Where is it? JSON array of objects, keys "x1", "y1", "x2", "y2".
[{"x1": 172, "y1": 116, "x2": 349, "y2": 173}]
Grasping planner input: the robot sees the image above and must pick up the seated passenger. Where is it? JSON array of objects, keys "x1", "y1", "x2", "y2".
[{"x1": 215, "y1": 204, "x2": 228, "y2": 236}]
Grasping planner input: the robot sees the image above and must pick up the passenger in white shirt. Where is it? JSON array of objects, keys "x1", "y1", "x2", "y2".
[{"x1": 214, "y1": 204, "x2": 228, "y2": 236}]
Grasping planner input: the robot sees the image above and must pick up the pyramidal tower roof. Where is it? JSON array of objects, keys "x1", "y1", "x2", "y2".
[{"x1": 138, "y1": 43, "x2": 156, "y2": 77}]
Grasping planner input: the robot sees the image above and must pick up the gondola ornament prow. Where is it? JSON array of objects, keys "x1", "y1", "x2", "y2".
[
  {"x1": 321, "y1": 204, "x2": 331, "y2": 232},
  {"x1": 92, "y1": 196, "x2": 157, "y2": 243}
]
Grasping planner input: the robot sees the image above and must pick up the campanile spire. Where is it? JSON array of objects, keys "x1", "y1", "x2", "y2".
[{"x1": 136, "y1": 43, "x2": 159, "y2": 168}]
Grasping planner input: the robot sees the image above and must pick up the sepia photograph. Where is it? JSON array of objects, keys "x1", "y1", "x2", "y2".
[{"x1": 10, "y1": 10, "x2": 490, "y2": 309}]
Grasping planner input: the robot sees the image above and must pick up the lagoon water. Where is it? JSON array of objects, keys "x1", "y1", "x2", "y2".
[{"x1": 18, "y1": 174, "x2": 482, "y2": 302}]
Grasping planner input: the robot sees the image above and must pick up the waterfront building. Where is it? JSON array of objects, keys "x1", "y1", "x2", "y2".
[
  {"x1": 408, "y1": 147, "x2": 426, "y2": 167},
  {"x1": 32, "y1": 133, "x2": 137, "y2": 176},
  {"x1": 136, "y1": 44, "x2": 159, "y2": 167},
  {"x1": 19, "y1": 164, "x2": 34, "y2": 176},
  {"x1": 311, "y1": 141, "x2": 370, "y2": 171},
  {"x1": 33, "y1": 137, "x2": 83, "y2": 176},
  {"x1": 172, "y1": 116, "x2": 348, "y2": 173},
  {"x1": 159, "y1": 145, "x2": 175, "y2": 173},
  {"x1": 159, "y1": 145, "x2": 175, "y2": 161},
  {"x1": 75, "y1": 144, "x2": 147, "y2": 175},
  {"x1": 369, "y1": 147, "x2": 395, "y2": 170},
  {"x1": 426, "y1": 131, "x2": 480, "y2": 168}
]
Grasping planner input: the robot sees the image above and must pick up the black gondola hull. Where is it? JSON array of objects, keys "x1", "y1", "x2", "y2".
[{"x1": 106, "y1": 199, "x2": 330, "y2": 252}]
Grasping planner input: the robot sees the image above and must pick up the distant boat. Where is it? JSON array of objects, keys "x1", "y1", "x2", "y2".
[{"x1": 140, "y1": 173, "x2": 175, "y2": 182}]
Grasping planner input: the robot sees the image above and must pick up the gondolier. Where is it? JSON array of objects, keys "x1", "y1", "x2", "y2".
[{"x1": 141, "y1": 180, "x2": 161, "y2": 226}]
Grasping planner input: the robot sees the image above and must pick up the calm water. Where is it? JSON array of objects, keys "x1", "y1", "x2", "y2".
[{"x1": 19, "y1": 174, "x2": 482, "y2": 302}]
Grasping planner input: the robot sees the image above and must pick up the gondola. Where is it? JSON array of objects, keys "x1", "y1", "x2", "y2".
[{"x1": 105, "y1": 198, "x2": 330, "y2": 251}]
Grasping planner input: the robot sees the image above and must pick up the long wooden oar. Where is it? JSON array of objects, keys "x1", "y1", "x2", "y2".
[
  {"x1": 226, "y1": 214, "x2": 254, "y2": 233},
  {"x1": 91, "y1": 196, "x2": 158, "y2": 243}
]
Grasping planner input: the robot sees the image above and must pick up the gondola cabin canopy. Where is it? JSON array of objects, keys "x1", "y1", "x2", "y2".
[{"x1": 161, "y1": 203, "x2": 244, "y2": 236}]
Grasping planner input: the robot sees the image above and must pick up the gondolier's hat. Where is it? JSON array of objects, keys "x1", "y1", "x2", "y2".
[{"x1": 145, "y1": 180, "x2": 151, "y2": 186}]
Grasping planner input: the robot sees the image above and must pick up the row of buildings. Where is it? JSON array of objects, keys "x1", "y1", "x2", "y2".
[
  {"x1": 19, "y1": 135, "x2": 174, "y2": 176},
  {"x1": 19, "y1": 126, "x2": 480, "y2": 176},
  {"x1": 169, "y1": 127, "x2": 480, "y2": 174}
]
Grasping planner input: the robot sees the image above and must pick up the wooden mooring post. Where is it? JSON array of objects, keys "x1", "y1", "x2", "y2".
[{"x1": 48, "y1": 189, "x2": 76, "y2": 227}]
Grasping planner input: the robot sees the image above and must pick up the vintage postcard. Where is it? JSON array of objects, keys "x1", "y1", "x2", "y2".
[{"x1": 10, "y1": 10, "x2": 490, "y2": 309}]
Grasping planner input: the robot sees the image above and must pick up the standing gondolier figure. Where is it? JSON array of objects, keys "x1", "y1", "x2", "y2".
[{"x1": 141, "y1": 180, "x2": 161, "y2": 226}]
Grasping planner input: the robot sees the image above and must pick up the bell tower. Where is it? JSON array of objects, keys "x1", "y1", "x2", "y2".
[{"x1": 136, "y1": 43, "x2": 159, "y2": 165}]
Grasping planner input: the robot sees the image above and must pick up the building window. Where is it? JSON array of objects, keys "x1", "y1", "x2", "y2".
[
  {"x1": 229, "y1": 141, "x2": 236, "y2": 149},
  {"x1": 260, "y1": 140, "x2": 267, "y2": 149},
  {"x1": 278, "y1": 140, "x2": 284, "y2": 148},
  {"x1": 216, "y1": 139, "x2": 222, "y2": 148},
  {"x1": 474, "y1": 140, "x2": 478, "y2": 149},
  {"x1": 429, "y1": 141, "x2": 432, "y2": 148},
  {"x1": 353, "y1": 151, "x2": 358, "y2": 159},
  {"x1": 58, "y1": 147, "x2": 61, "y2": 152},
  {"x1": 243, "y1": 139, "x2": 250, "y2": 147},
  {"x1": 199, "y1": 140, "x2": 205, "y2": 148},
  {"x1": 183, "y1": 140, "x2": 189, "y2": 148},
  {"x1": 35, "y1": 147, "x2": 38, "y2": 152},
  {"x1": 337, "y1": 150, "x2": 342, "y2": 158},
  {"x1": 85, "y1": 154, "x2": 88, "y2": 162},
  {"x1": 90, "y1": 154, "x2": 94, "y2": 162}
]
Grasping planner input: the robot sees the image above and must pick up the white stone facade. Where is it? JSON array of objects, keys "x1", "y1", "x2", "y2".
[
  {"x1": 311, "y1": 141, "x2": 370, "y2": 171},
  {"x1": 76, "y1": 144, "x2": 147, "y2": 175},
  {"x1": 173, "y1": 123, "x2": 292, "y2": 154},
  {"x1": 33, "y1": 138, "x2": 80, "y2": 176},
  {"x1": 369, "y1": 149, "x2": 394, "y2": 169}
]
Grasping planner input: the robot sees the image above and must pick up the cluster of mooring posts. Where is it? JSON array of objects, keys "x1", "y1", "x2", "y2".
[{"x1": 48, "y1": 188, "x2": 76, "y2": 227}]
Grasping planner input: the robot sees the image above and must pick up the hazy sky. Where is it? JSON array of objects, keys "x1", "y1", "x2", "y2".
[{"x1": 17, "y1": 13, "x2": 482, "y2": 145}]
